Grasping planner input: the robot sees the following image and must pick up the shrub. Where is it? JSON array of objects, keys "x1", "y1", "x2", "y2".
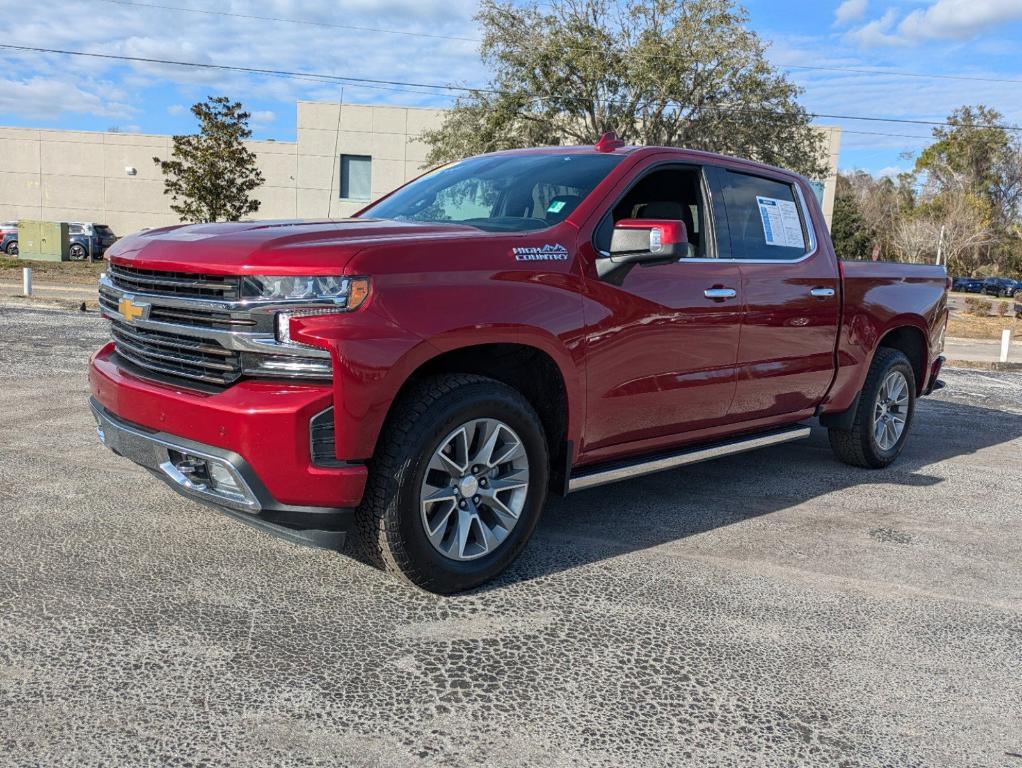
[
  {"x1": 996, "y1": 301, "x2": 1010, "y2": 317},
  {"x1": 964, "y1": 297, "x2": 992, "y2": 316}
]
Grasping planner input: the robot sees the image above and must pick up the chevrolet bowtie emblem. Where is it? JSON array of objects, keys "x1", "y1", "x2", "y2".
[{"x1": 118, "y1": 296, "x2": 148, "y2": 323}]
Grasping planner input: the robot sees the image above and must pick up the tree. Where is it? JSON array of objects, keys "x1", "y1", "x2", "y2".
[
  {"x1": 927, "y1": 191, "x2": 996, "y2": 274},
  {"x1": 421, "y1": 0, "x2": 827, "y2": 178},
  {"x1": 153, "y1": 96, "x2": 264, "y2": 222},
  {"x1": 891, "y1": 216, "x2": 934, "y2": 265},
  {"x1": 914, "y1": 105, "x2": 1022, "y2": 229},
  {"x1": 831, "y1": 180, "x2": 873, "y2": 260},
  {"x1": 838, "y1": 170, "x2": 918, "y2": 260}
]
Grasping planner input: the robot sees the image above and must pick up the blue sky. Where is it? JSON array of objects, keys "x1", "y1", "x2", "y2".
[{"x1": 1, "y1": 0, "x2": 1021, "y2": 177}]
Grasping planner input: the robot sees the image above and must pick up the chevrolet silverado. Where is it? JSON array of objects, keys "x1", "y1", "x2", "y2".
[{"x1": 89, "y1": 134, "x2": 949, "y2": 593}]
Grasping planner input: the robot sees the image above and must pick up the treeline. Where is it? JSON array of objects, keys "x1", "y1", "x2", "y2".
[{"x1": 832, "y1": 105, "x2": 1022, "y2": 279}]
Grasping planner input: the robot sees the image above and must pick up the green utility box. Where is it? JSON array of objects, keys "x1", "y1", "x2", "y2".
[{"x1": 17, "y1": 220, "x2": 70, "y2": 261}]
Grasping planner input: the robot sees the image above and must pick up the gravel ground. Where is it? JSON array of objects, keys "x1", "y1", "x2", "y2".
[{"x1": 1, "y1": 304, "x2": 1020, "y2": 768}]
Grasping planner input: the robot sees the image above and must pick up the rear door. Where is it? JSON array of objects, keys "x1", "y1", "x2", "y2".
[{"x1": 717, "y1": 168, "x2": 840, "y2": 418}]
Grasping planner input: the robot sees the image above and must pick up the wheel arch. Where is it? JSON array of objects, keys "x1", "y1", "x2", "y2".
[
  {"x1": 820, "y1": 320, "x2": 929, "y2": 430},
  {"x1": 385, "y1": 342, "x2": 574, "y2": 492},
  {"x1": 876, "y1": 323, "x2": 928, "y2": 393}
]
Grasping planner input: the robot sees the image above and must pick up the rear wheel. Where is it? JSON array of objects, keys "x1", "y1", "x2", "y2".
[
  {"x1": 356, "y1": 374, "x2": 549, "y2": 593},
  {"x1": 69, "y1": 243, "x2": 87, "y2": 261},
  {"x1": 828, "y1": 348, "x2": 916, "y2": 469},
  {"x1": 6, "y1": 241, "x2": 17, "y2": 256}
]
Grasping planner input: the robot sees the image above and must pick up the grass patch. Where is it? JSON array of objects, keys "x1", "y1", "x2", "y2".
[
  {"x1": 947, "y1": 313, "x2": 1020, "y2": 340},
  {"x1": 0, "y1": 255, "x2": 106, "y2": 285}
]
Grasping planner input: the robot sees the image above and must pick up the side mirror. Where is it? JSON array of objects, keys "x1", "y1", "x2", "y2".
[{"x1": 597, "y1": 219, "x2": 688, "y2": 280}]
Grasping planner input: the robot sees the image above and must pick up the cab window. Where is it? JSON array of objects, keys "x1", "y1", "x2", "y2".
[
  {"x1": 594, "y1": 166, "x2": 711, "y2": 259},
  {"x1": 721, "y1": 171, "x2": 810, "y2": 260}
]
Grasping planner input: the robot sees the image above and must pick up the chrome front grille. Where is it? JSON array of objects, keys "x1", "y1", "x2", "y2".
[
  {"x1": 109, "y1": 263, "x2": 242, "y2": 300},
  {"x1": 98, "y1": 271, "x2": 333, "y2": 389},
  {"x1": 98, "y1": 291, "x2": 256, "y2": 330},
  {"x1": 110, "y1": 320, "x2": 243, "y2": 386}
]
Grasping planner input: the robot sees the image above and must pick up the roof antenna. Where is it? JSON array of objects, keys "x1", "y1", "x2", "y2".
[{"x1": 595, "y1": 131, "x2": 625, "y2": 152}]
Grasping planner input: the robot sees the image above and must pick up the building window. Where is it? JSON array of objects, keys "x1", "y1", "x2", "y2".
[{"x1": 340, "y1": 154, "x2": 372, "y2": 200}]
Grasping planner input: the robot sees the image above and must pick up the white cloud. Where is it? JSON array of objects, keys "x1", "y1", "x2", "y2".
[
  {"x1": 834, "y1": 0, "x2": 868, "y2": 26},
  {"x1": 899, "y1": 0, "x2": 1022, "y2": 41},
  {"x1": 846, "y1": 9, "x2": 903, "y2": 46},
  {"x1": 875, "y1": 165, "x2": 907, "y2": 179},
  {"x1": 0, "y1": 74, "x2": 134, "y2": 120},
  {"x1": 0, "y1": 0, "x2": 479, "y2": 127},
  {"x1": 847, "y1": 0, "x2": 1022, "y2": 46},
  {"x1": 167, "y1": 104, "x2": 185, "y2": 115},
  {"x1": 249, "y1": 110, "x2": 276, "y2": 128}
]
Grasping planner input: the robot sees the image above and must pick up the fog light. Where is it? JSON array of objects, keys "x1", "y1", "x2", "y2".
[{"x1": 208, "y1": 461, "x2": 243, "y2": 495}]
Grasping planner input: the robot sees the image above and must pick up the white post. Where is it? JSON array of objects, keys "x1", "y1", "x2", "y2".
[
  {"x1": 1000, "y1": 329, "x2": 1011, "y2": 363},
  {"x1": 22, "y1": 267, "x2": 31, "y2": 296}
]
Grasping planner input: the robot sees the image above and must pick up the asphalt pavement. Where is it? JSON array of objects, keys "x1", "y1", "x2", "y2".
[{"x1": 1, "y1": 304, "x2": 1021, "y2": 767}]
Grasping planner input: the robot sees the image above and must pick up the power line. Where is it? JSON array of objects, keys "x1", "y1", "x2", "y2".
[
  {"x1": 3, "y1": 43, "x2": 1020, "y2": 134},
  {"x1": 97, "y1": 0, "x2": 1022, "y2": 87},
  {"x1": 0, "y1": 43, "x2": 487, "y2": 94},
  {"x1": 784, "y1": 63, "x2": 1022, "y2": 85},
  {"x1": 840, "y1": 129, "x2": 934, "y2": 141}
]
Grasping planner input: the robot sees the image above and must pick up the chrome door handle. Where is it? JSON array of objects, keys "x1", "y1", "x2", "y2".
[
  {"x1": 703, "y1": 288, "x2": 737, "y2": 300},
  {"x1": 810, "y1": 287, "x2": 835, "y2": 298}
]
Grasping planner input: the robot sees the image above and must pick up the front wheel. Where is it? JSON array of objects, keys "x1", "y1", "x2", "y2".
[
  {"x1": 69, "y1": 243, "x2": 87, "y2": 261},
  {"x1": 6, "y1": 241, "x2": 17, "y2": 256},
  {"x1": 356, "y1": 374, "x2": 549, "y2": 593},
  {"x1": 828, "y1": 348, "x2": 916, "y2": 469}
]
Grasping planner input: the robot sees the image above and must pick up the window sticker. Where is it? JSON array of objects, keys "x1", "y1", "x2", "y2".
[
  {"x1": 547, "y1": 200, "x2": 567, "y2": 213},
  {"x1": 756, "y1": 196, "x2": 805, "y2": 249}
]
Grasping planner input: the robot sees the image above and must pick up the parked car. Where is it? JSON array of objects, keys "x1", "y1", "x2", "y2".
[
  {"x1": 68, "y1": 222, "x2": 118, "y2": 261},
  {"x1": 981, "y1": 276, "x2": 1019, "y2": 298},
  {"x1": 89, "y1": 135, "x2": 949, "y2": 593},
  {"x1": 952, "y1": 276, "x2": 983, "y2": 293},
  {"x1": 1, "y1": 221, "x2": 17, "y2": 256},
  {"x1": 1, "y1": 221, "x2": 117, "y2": 259}
]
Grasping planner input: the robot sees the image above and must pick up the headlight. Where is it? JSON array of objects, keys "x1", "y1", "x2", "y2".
[
  {"x1": 242, "y1": 275, "x2": 368, "y2": 302},
  {"x1": 241, "y1": 276, "x2": 371, "y2": 346}
]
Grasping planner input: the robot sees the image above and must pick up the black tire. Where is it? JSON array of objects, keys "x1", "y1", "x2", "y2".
[
  {"x1": 356, "y1": 373, "x2": 549, "y2": 594},
  {"x1": 828, "y1": 348, "x2": 916, "y2": 469},
  {"x1": 69, "y1": 244, "x2": 87, "y2": 261},
  {"x1": 6, "y1": 241, "x2": 16, "y2": 256}
]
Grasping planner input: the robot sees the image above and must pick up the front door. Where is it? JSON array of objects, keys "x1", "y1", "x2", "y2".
[{"x1": 578, "y1": 162, "x2": 744, "y2": 453}]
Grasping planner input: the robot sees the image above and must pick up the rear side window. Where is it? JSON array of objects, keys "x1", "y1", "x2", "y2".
[{"x1": 721, "y1": 170, "x2": 809, "y2": 260}]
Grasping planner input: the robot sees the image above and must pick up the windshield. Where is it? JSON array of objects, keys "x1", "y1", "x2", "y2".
[{"x1": 360, "y1": 153, "x2": 624, "y2": 232}]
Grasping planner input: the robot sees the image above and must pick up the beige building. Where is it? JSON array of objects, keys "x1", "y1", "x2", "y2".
[{"x1": 0, "y1": 101, "x2": 840, "y2": 236}]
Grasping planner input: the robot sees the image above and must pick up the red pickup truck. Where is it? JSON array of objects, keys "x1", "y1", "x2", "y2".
[{"x1": 89, "y1": 135, "x2": 948, "y2": 593}]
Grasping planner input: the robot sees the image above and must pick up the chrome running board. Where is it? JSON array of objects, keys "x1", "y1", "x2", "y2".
[{"x1": 567, "y1": 425, "x2": 812, "y2": 493}]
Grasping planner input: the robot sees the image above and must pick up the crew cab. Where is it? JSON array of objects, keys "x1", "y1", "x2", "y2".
[{"x1": 89, "y1": 135, "x2": 948, "y2": 593}]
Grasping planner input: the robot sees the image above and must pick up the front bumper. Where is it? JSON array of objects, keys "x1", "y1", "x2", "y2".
[
  {"x1": 90, "y1": 399, "x2": 354, "y2": 548},
  {"x1": 89, "y1": 343, "x2": 368, "y2": 547}
]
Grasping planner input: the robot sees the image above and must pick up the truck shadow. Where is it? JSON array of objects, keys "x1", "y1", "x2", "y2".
[{"x1": 483, "y1": 397, "x2": 1022, "y2": 591}]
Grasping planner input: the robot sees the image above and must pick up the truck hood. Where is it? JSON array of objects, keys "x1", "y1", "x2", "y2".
[{"x1": 106, "y1": 219, "x2": 482, "y2": 275}]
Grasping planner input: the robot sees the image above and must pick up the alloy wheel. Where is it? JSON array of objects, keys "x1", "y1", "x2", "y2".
[
  {"x1": 419, "y1": 418, "x2": 530, "y2": 561},
  {"x1": 873, "y1": 370, "x2": 909, "y2": 451}
]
